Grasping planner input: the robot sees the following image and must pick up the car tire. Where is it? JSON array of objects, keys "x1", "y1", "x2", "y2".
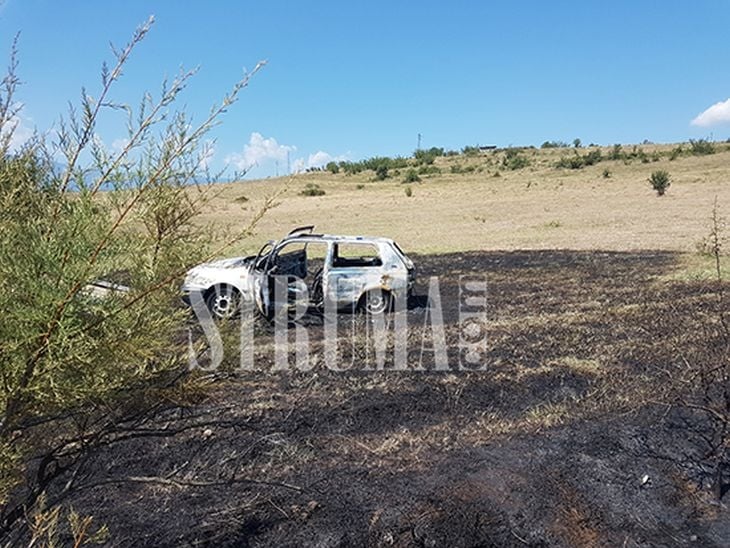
[
  {"x1": 205, "y1": 285, "x2": 241, "y2": 320},
  {"x1": 361, "y1": 289, "x2": 391, "y2": 315}
]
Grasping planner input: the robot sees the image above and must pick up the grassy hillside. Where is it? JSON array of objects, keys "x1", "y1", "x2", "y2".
[{"x1": 197, "y1": 142, "x2": 730, "y2": 264}]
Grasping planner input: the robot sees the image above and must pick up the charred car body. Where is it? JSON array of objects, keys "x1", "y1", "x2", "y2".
[{"x1": 182, "y1": 226, "x2": 415, "y2": 320}]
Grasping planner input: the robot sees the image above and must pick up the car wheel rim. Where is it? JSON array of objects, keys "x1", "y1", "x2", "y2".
[
  {"x1": 212, "y1": 293, "x2": 235, "y2": 318},
  {"x1": 366, "y1": 294, "x2": 386, "y2": 314}
]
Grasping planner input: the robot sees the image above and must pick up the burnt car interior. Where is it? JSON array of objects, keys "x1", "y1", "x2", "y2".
[
  {"x1": 331, "y1": 242, "x2": 383, "y2": 268},
  {"x1": 269, "y1": 241, "x2": 328, "y2": 306}
]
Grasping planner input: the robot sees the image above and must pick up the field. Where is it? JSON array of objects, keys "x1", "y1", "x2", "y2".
[
  {"x1": 6, "y1": 144, "x2": 730, "y2": 546},
  {"x1": 201, "y1": 143, "x2": 730, "y2": 262}
]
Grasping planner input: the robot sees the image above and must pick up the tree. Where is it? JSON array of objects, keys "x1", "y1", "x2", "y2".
[{"x1": 0, "y1": 18, "x2": 270, "y2": 535}]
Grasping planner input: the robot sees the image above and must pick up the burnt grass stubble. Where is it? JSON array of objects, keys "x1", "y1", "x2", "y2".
[{"x1": 4, "y1": 250, "x2": 730, "y2": 547}]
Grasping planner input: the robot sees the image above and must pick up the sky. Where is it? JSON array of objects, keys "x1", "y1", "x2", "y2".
[{"x1": 1, "y1": 0, "x2": 730, "y2": 178}]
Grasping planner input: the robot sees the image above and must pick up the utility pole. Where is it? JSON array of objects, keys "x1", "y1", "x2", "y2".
[
  {"x1": 287, "y1": 151, "x2": 291, "y2": 174},
  {"x1": 417, "y1": 133, "x2": 422, "y2": 151}
]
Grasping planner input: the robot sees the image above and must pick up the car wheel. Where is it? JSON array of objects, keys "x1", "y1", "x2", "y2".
[
  {"x1": 205, "y1": 285, "x2": 241, "y2": 320},
  {"x1": 361, "y1": 289, "x2": 391, "y2": 315}
]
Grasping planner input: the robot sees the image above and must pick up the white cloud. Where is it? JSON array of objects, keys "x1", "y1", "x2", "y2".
[
  {"x1": 292, "y1": 150, "x2": 348, "y2": 173},
  {"x1": 226, "y1": 132, "x2": 296, "y2": 172},
  {"x1": 691, "y1": 98, "x2": 730, "y2": 127}
]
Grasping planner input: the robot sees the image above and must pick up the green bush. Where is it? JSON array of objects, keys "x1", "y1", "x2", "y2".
[
  {"x1": 300, "y1": 182, "x2": 326, "y2": 196},
  {"x1": 414, "y1": 147, "x2": 444, "y2": 165},
  {"x1": 404, "y1": 185, "x2": 413, "y2": 197},
  {"x1": 403, "y1": 168, "x2": 421, "y2": 183},
  {"x1": 325, "y1": 161, "x2": 340, "y2": 174},
  {"x1": 541, "y1": 140, "x2": 568, "y2": 149},
  {"x1": 608, "y1": 144, "x2": 623, "y2": 160},
  {"x1": 669, "y1": 145, "x2": 683, "y2": 161},
  {"x1": 583, "y1": 149, "x2": 602, "y2": 166},
  {"x1": 417, "y1": 165, "x2": 441, "y2": 175},
  {"x1": 374, "y1": 165, "x2": 389, "y2": 181},
  {"x1": 689, "y1": 138, "x2": 715, "y2": 155},
  {"x1": 462, "y1": 145, "x2": 480, "y2": 156},
  {"x1": 648, "y1": 170, "x2": 671, "y2": 196},
  {"x1": 556, "y1": 154, "x2": 586, "y2": 169},
  {"x1": 502, "y1": 148, "x2": 530, "y2": 170}
]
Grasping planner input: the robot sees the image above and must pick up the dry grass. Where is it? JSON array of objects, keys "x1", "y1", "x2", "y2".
[{"x1": 195, "y1": 143, "x2": 730, "y2": 262}]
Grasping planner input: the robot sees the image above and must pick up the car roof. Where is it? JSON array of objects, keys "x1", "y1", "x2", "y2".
[{"x1": 281, "y1": 233, "x2": 396, "y2": 245}]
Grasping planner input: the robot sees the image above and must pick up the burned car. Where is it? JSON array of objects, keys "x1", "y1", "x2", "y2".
[{"x1": 182, "y1": 226, "x2": 415, "y2": 320}]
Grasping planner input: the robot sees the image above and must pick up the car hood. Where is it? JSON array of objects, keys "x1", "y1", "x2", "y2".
[{"x1": 201, "y1": 255, "x2": 255, "y2": 269}]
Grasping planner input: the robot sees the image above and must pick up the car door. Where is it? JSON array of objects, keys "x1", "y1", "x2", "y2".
[
  {"x1": 256, "y1": 240, "x2": 309, "y2": 319},
  {"x1": 324, "y1": 241, "x2": 384, "y2": 310}
]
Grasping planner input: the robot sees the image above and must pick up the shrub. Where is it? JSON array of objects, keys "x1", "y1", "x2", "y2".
[
  {"x1": 573, "y1": 138, "x2": 582, "y2": 148},
  {"x1": 541, "y1": 140, "x2": 568, "y2": 149},
  {"x1": 648, "y1": 170, "x2": 671, "y2": 196},
  {"x1": 325, "y1": 161, "x2": 340, "y2": 174},
  {"x1": 404, "y1": 185, "x2": 413, "y2": 197},
  {"x1": 300, "y1": 182, "x2": 326, "y2": 196},
  {"x1": 417, "y1": 165, "x2": 441, "y2": 175},
  {"x1": 374, "y1": 165, "x2": 389, "y2": 181},
  {"x1": 414, "y1": 147, "x2": 444, "y2": 165},
  {"x1": 583, "y1": 149, "x2": 602, "y2": 166},
  {"x1": 669, "y1": 145, "x2": 683, "y2": 160},
  {"x1": 689, "y1": 138, "x2": 715, "y2": 155},
  {"x1": 556, "y1": 154, "x2": 586, "y2": 169},
  {"x1": 502, "y1": 148, "x2": 530, "y2": 170},
  {"x1": 461, "y1": 145, "x2": 480, "y2": 156},
  {"x1": 0, "y1": 23, "x2": 271, "y2": 521},
  {"x1": 602, "y1": 168, "x2": 611, "y2": 178},
  {"x1": 340, "y1": 161, "x2": 363, "y2": 175},
  {"x1": 403, "y1": 168, "x2": 421, "y2": 183},
  {"x1": 608, "y1": 144, "x2": 623, "y2": 160}
]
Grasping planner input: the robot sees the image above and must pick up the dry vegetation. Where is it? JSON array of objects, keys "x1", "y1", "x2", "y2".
[{"x1": 198, "y1": 143, "x2": 730, "y2": 261}]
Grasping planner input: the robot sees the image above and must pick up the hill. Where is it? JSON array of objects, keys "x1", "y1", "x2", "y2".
[{"x1": 197, "y1": 141, "x2": 730, "y2": 266}]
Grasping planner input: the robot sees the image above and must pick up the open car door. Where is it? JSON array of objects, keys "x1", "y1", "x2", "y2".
[{"x1": 254, "y1": 241, "x2": 309, "y2": 320}]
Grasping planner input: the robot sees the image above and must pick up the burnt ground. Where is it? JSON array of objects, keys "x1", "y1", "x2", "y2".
[{"x1": 5, "y1": 250, "x2": 730, "y2": 547}]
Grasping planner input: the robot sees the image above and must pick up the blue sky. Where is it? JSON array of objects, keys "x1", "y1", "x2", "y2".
[{"x1": 1, "y1": 0, "x2": 730, "y2": 178}]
